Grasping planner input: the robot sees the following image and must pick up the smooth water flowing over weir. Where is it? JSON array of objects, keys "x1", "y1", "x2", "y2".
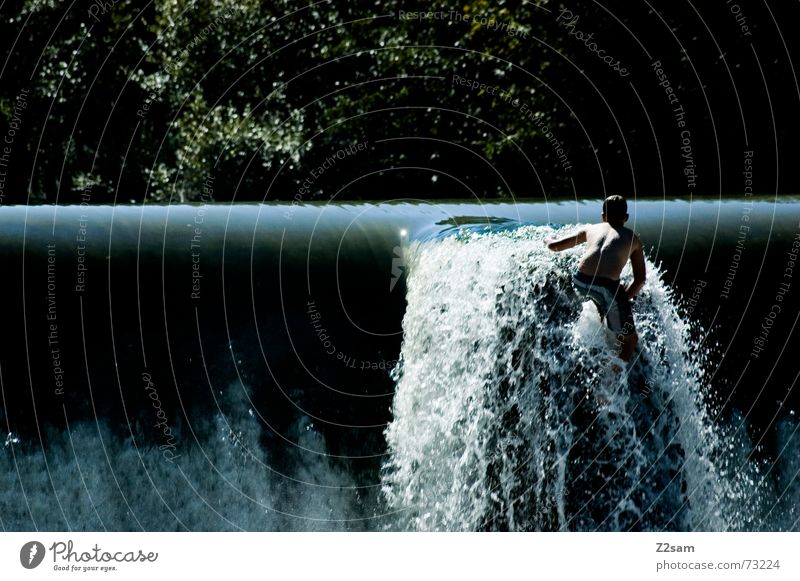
[{"x1": 1, "y1": 200, "x2": 799, "y2": 531}]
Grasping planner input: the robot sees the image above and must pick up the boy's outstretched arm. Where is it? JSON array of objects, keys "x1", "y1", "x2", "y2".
[
  {"x1": 625, "y1": 235, "x2": 647, "y2": 299},
  {"x1": 546, "y1": 229, "x2": 586, "y2": 252}
]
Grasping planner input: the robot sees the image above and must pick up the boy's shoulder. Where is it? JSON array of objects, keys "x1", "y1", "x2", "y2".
[
  {"x1": 588, "y1": 222, "x2": 636, "y2": 235},
  {"x1": 609, "y1": 224, "x2": 641, "y2": 244},
  {"x1": 613, "y1": 224, "x2": 636, "y2": 236},
  {"x1": 623, "y1": 226, "x2": 643, "y2": 247}
]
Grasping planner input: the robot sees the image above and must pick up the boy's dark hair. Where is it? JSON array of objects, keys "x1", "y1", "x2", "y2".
[{"x1": 603, "y1": 195, "x2": 628, "y2": 224}]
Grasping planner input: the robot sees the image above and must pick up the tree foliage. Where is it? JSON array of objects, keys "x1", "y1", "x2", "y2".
[{"x1": 0, "y1": 0, "x2": 796, "y2": 203}]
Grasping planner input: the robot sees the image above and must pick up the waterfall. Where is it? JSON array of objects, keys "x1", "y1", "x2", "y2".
[{"x1": 381, "y1": 225, "x2": 789, "y2": 531}]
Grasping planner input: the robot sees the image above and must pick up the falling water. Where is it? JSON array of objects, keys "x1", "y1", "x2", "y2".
[{"x1": 382, "y1": 225, "x2": 794, "y2": 531}]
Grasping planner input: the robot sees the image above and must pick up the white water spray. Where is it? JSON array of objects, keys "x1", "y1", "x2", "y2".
[
  {"x1": 1, "y1": 384, "x2": 367, "y2": 531},
  {"x1": 382, "y1": 225, "x2": 790, "y2": 531}
]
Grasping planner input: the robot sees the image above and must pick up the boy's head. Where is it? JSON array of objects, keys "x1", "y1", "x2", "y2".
[{"x1": 602, "y1": 195, "x2": 628, "y2": 225}]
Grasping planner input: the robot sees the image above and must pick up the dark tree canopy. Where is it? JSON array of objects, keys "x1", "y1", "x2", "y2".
[{"x1": 0, "y1": 0, "x2": 797, "y2": 204}]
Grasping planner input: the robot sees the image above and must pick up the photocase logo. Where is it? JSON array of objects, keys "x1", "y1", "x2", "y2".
[{"x1": 20, "y1": 541, "x2": 46, "y2": 569}]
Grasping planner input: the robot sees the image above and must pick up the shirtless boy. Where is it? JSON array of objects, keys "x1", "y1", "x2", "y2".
[{"x1": 546, "y1": 195, "x2": 646, "y2": 361}]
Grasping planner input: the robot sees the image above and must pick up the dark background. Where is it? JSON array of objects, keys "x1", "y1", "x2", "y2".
[{"x1": 0, "y1": 0, "x2": 797, "y2": 204}]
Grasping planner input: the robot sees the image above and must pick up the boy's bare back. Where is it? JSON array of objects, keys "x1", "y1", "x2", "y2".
[{"x1": 577, "y1": 223, "x2": 641, "y2": 281}]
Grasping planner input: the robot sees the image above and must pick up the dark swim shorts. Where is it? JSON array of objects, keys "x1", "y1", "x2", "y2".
[{"x1": 572, "y1": 271, "x2": 635, "y2": 335}]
